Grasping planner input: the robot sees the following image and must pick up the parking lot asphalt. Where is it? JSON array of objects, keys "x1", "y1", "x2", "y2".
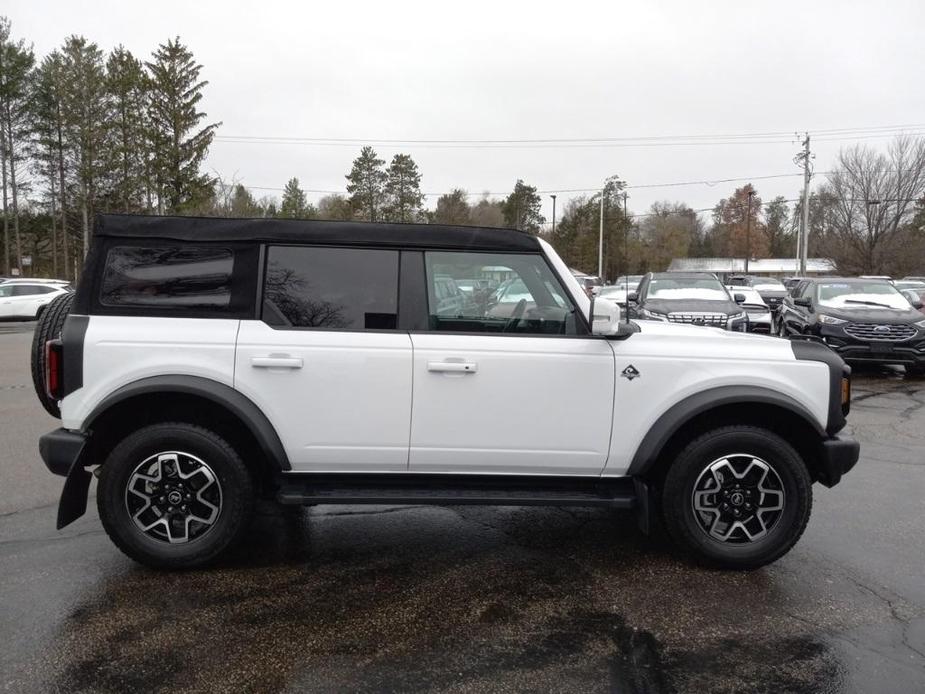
[{"x1": 1, "y1": 326, "x2": 923, "y2": 693}]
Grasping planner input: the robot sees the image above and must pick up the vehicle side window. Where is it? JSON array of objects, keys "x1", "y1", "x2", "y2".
[
  {"x1": 262, "y1": 246, "x2": 398, "y2": 330},
  {"x1": 800, "y1": 283, "x2": 815, "y2": 300},
  {"x1": 100, "y1": 246, "x2": 234, "y2": 309},
  {"x1": 12, "y1": 285, "x2": 55, "y2": 296},
  {"x1": 0, "y1": 285, "x2": 12, "y2": 297},
  {"x1": 423, "y1": 251, "x2": 580, "y2": 335},
  {"x1": 790, "y1": 281, "x2": 806, "y2": 298}
]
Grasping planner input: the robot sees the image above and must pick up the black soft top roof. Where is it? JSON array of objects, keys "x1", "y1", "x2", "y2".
[{"x1": 94, "y1": 214, "x2": 542, "y2": 253}]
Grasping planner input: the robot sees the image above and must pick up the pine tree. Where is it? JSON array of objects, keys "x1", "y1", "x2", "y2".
[
  {"x1": 345, "y1": 146, "x2": 386, "y2": 222},
  {"x1": 0, "y1": 18, "x2": 36, "y2": 275},
  {"x1": 106, "y1": 46, "x2": 148, "y2": 213},
  {"x1": 60, "y1": 35, "x2": 111, "y2": 259},
  {"x1": 502, "y1": 180, "x2": 545, "y2": 233},
  {"x1": 279, "y1": 177, "x2": 316, "y2": 218},
  {"x1": 32, "y1": 52, "x2": 70, "y2": 277},
  {"x1": 433, "y1": 188, "x2": 471, "y2": 225},
  {"x1": 383, "y1": 153, "x2": 423, "y2": 223},
  {"x1": 146, "y1": 37, "x2": 220, "y2": 213}
]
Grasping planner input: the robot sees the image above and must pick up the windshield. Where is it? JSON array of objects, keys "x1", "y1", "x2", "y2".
[
  {"x1": 752, "y1": 279, "x2": 786, "y2": 291},
  {"x1": 647, "y1": 278, "x2": 728, "y2": 301},
  {"x1": 816, "y1": 282, "x2": 911, "y2": 309},
  {"x1": 598, "y1": 286, "x2": 626, "y2": 298}
]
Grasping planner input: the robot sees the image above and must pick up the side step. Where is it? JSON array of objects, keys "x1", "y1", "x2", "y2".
[{"x1": 276, "y1": 473, "x2": 637, "y2": 509}]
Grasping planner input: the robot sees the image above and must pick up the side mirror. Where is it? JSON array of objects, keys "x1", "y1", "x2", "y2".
[
  {"x1": 794, "y1": 297, "x2": 812, "y2": 309},
  {"x1": 627, "y1": 291, "x2": 638, "y2": 303},
  {"x1": 734, "y1": 293, "x2": 746, "y2": 304},
  {"x1": 591, "y1": 298, "x2": 622, "y2": 336}
]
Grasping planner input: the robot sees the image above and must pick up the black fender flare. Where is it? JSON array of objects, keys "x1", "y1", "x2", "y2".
[
  {"x1": 84, "y1": 375, "x2": 290, "y2": 471},
  {"x1": 626, "y1": 385, "x2": 826, "y2": 476}
]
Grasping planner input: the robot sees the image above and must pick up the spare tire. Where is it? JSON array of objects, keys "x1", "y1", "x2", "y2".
[{"x1": 31, "y1": 292, "x2": 75, "y2": 418}]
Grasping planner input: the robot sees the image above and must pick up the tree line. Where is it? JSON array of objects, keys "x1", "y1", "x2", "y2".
[
  {"x1": 3, "y1": 15, "x2": 924, "y2": 280},
  {"x1": 0, "y1": 17, "x2": 218, "y2": 279}
]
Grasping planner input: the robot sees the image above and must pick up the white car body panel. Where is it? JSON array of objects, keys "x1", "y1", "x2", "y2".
[
  {"x1": 234, "y1": 320, "x2": 412, "y2": 472},
  {"x1": 408, "y1": 333, "x2": 615, "y2": 475},
  {"x1": 60, "y1": 316, "x2": 240, "y2": 430},
  {"x1": 603, "y1": 321, "x2": 830, "y2": 475}
]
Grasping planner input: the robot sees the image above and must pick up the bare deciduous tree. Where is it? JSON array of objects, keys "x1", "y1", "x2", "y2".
[{"x1": 825, "y1": 136, "x2": 925, "y2": 274}]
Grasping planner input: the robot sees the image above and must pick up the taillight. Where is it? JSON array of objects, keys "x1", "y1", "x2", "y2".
[{"x1": 45, "y1": 339, "x2": 63, "y2": 401}]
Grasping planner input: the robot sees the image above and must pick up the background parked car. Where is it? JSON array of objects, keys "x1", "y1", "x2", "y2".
[
  {"x1": 779, "y1": 277, "x2": 925, "y2": 372},
  {"x1": 595, "y1": 285, "x2": 630, "y2": 308},
  {"x1": 727, "y1": 275, "x2": 788, "y2": 315},
  {"x1": 726, "y1": 285, "x2": 772, "y2": 333},
  {"x1": 0, "y1": 280, "x2": 72, "y2": 321},
  {"x1": 628, "y1": 272, "x2": 748, "y2": 331},
  {"x1": 572, "y1": 273, "x2": 603, "y2": 297}
]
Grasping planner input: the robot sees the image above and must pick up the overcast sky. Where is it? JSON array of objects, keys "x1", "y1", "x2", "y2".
[{"x1": 7, "y1": 0, "x2": 925, "y2": 225}]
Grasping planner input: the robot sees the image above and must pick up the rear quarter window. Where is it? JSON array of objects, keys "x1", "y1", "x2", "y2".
[{"x1": 100, "y1": 246, "x2": 234, "y2": 309}]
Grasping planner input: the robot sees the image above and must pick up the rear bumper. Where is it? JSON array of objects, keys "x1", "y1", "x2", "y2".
[
  {"x1": 817, "y1": 434, "x2": 860, "y2": 488},
  {"x1": 39, "y1": 428, "x2": 87, "y2": 476}
]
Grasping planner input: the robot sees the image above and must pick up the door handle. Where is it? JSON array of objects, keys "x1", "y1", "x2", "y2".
[
  {"x1": 427, "y1": 361, "x2": 477, "y2": 373},
  {"x1": 251, "y1": 356, "x2": 303, "y2": 369}
]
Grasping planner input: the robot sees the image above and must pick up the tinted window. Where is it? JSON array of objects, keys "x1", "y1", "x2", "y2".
[
  {"x1": 101, "y1": 247, "x2": 234, "y2": 309},
  {"x1": 12, "y1": 285, "x2": 55, "y2": 296},
  {"x1": 263, "y1": 246, "x2": 398, "y2": 330},
  {"x1": 424, "y1": 251, "x2": 579, "y2": 335},
  {"x1": 0, "y1": 285, "x2": 12, "y2": 297}
]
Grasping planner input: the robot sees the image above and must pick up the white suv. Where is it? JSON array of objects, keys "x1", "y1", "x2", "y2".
[
  {"x1": 35, "y1": 214, "x2": 859, "y2": 569},
  {"x1": 0, "y1": 280, "x2": 71, "y2": 321}
]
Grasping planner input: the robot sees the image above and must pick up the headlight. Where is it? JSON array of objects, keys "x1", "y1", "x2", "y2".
[
  {"x1": 639, "y1": 308, "x2": 668, "y2": 321},
  {"x1": 728, "y1": 312, "x2": 747, "y2": 322},
  {"x1": 819, "y1": 314, "x2": 847, "y2": 325},
  {"x1": 916, "y1": 319, "x2": 925, "y2": 329}
]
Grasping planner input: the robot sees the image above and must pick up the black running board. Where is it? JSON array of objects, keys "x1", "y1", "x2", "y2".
[{"x1": 276, "y1": 473, "x2": 637, "y2": 510}]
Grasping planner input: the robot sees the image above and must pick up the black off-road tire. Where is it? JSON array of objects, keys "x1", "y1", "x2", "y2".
[
  {"x1": 662, "y1": 425, "x2": 812, "y2": 570},
  {"x1": 98, "y1": 422, "x2": 254, "y2": 569},
  {"x1": 30, "y1": 292, "x2": 75, "y2": 418}
]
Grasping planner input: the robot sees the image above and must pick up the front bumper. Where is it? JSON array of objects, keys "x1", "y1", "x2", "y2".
[
  {"x1": 815, "y1": 324, "x2": 925, "y2": 365},
  {"x1": 816, "y1": 434, "x2": 860, "y2": 487}
]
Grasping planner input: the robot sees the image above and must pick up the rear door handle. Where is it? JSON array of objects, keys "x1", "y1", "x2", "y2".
[
  {"x1": 427, "y1": 361, "x2": 477, "y2": 373},
  {"x1": 251, "y1": 356, "x2": 303, "y2": 369}
]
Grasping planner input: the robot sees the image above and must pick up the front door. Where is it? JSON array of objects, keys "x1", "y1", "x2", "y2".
[
  {"x1": 408, "y1": 251, "x2": 616, "y2": 475},
  {"x1": 234, "y1": 245, "x2": 412, "y2": 472}
]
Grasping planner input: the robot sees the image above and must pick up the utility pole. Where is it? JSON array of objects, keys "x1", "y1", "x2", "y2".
[
  {"x1": 745, "y1": 189, "x2": 754, "y2": 273},
  {"x1": 623, "y1": 191, "x2": 629, "y2": 277},
  {"x1": 598, "y1": 188, "x2": 604, "y2": 280},
  {"x1": 550, "y1": 195, "x2": 557, "y2": 236},
  {"x1": 796, "y1": 133, "x2": 812, "y2": 276}
]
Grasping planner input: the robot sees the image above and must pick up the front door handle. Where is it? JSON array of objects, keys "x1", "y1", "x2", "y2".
[
  {"x1": 251, "y1": 356, "x2": 303, "y2": 369},
  {"x1": 427, "y1": 361, "x2": 477, "y2": 374}
]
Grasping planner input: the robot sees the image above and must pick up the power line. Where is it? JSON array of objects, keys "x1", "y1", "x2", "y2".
[{"x1": 213, "y1": 123, "x2": 925, "y2": 149}]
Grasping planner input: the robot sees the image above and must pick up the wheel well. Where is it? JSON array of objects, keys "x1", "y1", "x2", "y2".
[
  {"x1": 643, "y1": 403, "x2": 824, "y2": 488},
  {"x1": 86, "y1": 392, "x2": 278, "y2": 494}
]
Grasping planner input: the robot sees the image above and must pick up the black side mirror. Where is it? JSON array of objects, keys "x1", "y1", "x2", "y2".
[
  {"x1": 794, "y1": 297, "x2": 812, "y2": 309},
  {"x1": 627, "y1": 292, "x2": 638, "y2": 303},
  {"x1": 733, "y1": 293, "x2": 746, "y2": 304}
]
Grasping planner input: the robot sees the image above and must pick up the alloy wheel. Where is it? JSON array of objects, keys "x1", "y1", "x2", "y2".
[
  {"x1": 124, "y1": 451, "x2": 222, "y2": 544},
  {"x1": 691, "y1": 454, "x2": 785, "y2": 543}
]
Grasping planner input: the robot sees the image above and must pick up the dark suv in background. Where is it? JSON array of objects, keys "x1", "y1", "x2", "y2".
[
  {"x1": 780, "y1": 277, "x2": 925, "y2": 372},
  {"x1": 628, "y1": 272, "x2": 748, "y2": 331},
  {"x1": 727, "y1": 275, "x2": 789, "y2": 315}
]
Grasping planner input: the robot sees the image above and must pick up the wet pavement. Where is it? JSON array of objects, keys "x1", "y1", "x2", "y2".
[{"x1": 1, "y1": 329, "x2": 924, "y2": 693}]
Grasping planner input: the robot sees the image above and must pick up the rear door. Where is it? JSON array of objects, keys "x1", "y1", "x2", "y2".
[
  {"x1": 408, "y1": 250, "x2": 615, "y2": 475},
  {"x1": 234, "y1": 245, "x2": 413, "y2": 472}
]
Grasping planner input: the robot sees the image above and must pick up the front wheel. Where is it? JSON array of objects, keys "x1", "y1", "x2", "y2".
[
  {"x1": 662, "y1": 426, "x2": 812, "y2": 570},
  {"x1": 98, "y1": 422, "x2": 254, "y2": 569}
]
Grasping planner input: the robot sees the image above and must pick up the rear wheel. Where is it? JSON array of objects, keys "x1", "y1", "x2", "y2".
[
  {"x1": 98, "y1": 422, "x2": 254, "y2": 569},
  {"x1": 30, "y1": 292, "x2": 74, "y2": 418},
  {"x1": 662, "y1": 426, "x2": 812, "y2": 570}
]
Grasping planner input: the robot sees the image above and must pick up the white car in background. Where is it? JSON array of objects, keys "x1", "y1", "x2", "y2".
[
  {"x1": 595, "y1": 285, "x2": 631, "y2": 307},
  {"x1": 727, "y1": 285, "x2": 772, "y2": 334},
  {"x1": 0, "y1": 280, "x2": 72, "y2": 321}
]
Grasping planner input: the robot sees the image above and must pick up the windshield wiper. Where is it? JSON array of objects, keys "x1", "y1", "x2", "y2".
[{"x1": 844, "y1": 299, "x2": 893, "y2": 308}]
